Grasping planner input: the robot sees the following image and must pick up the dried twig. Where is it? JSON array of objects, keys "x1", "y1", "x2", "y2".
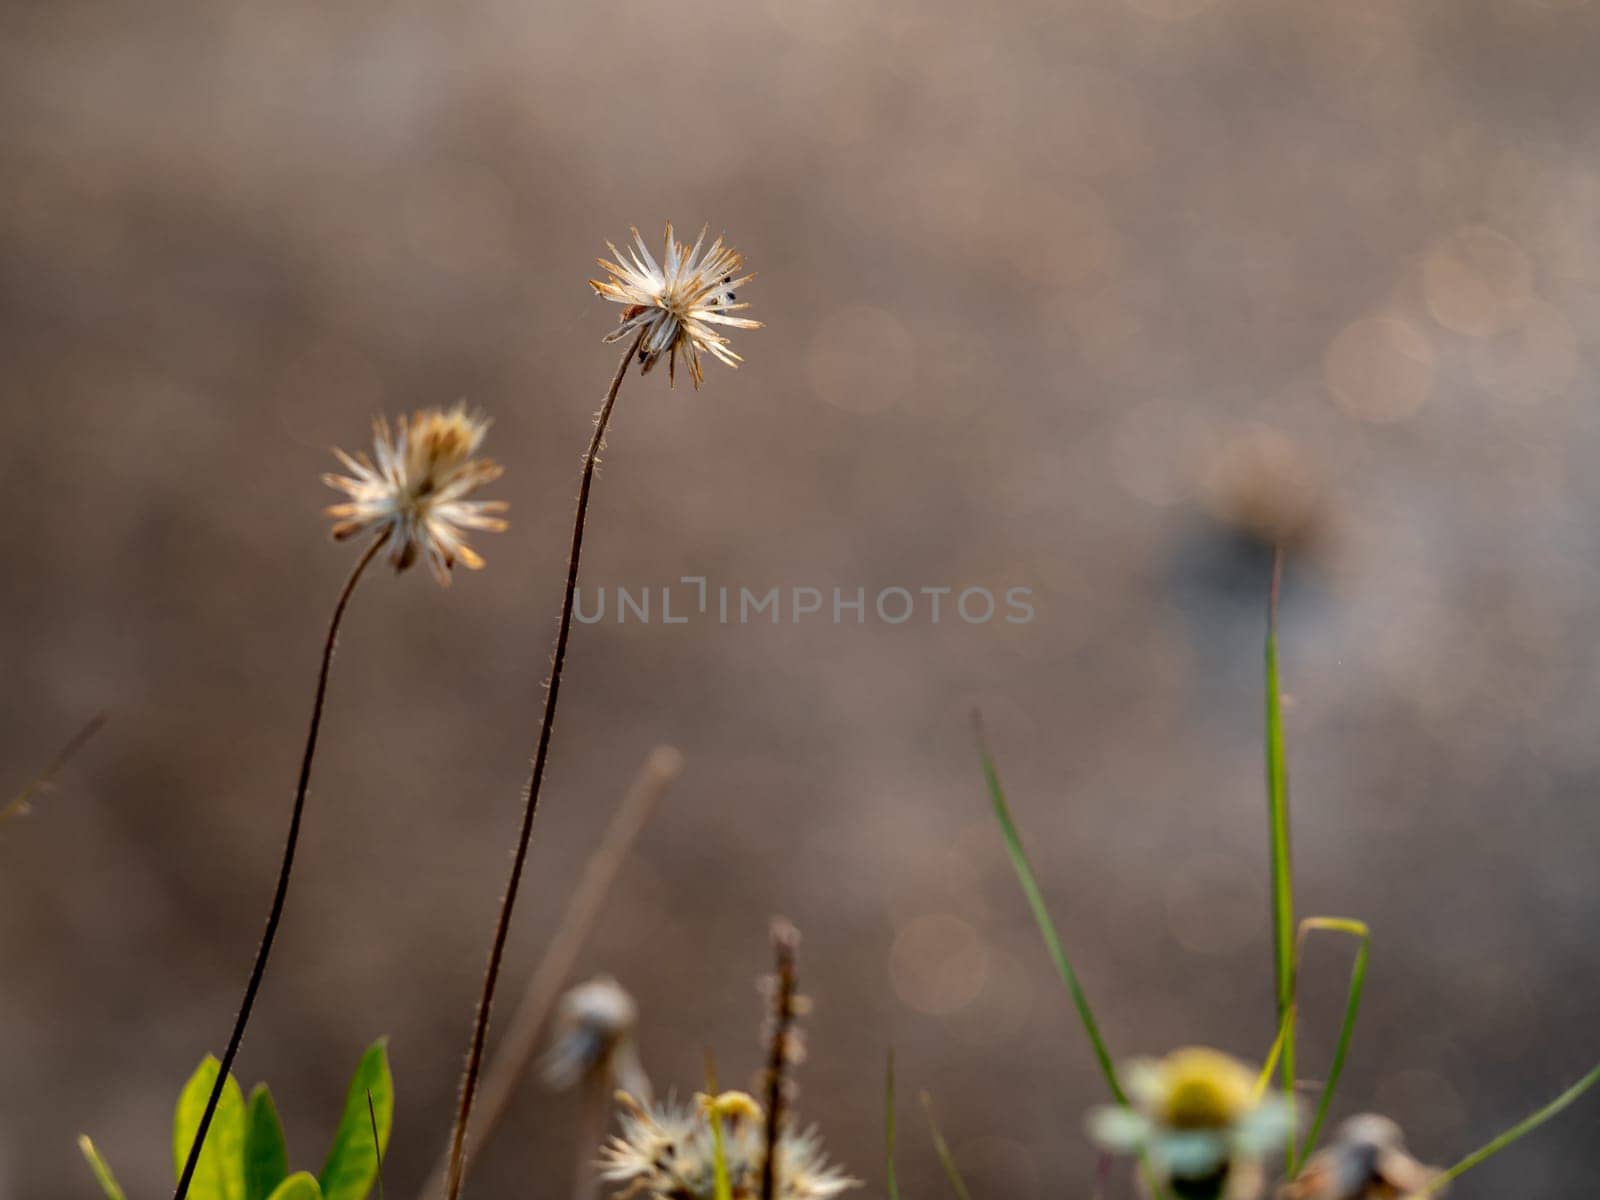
[
  {"x1": 0, "y1": 712, "x2": 107, "y2": 830},
  {"x1": 759, "y1": 919, "x2": 802, "y2": 1200}
]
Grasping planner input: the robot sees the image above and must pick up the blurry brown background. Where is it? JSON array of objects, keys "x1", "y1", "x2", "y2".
[{"x1": 4, "y1": 0, "x2": 1599, "y2": 1196}]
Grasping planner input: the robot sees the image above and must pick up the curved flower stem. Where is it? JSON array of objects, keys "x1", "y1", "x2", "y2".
[
  {"x1": 442, "y1": 331, "x2": 643, "y2": 1200},
  {"x1": 174, "y1": 532, "x2": 387, "y2": 1200}
]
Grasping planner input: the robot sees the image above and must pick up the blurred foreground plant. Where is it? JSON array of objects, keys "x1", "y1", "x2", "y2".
[
  {"x1": 967, "y1": 550, "x2": 1600, "y2": 1199},
  {"x1": 1087, "y1": 1047, "x2": 1291, "y2": 1199},
  {"x1": 0, "y1": 713, "x2": 105, "y2": 832},
  {"x1": 602, "y1": 1092, "x2": 854, "y2": 1200},
  {"x1": 85, "y1": 1039, "x2": 392, "y2": 1200},
  {"x1": 599, "y1": 921, "x2": 853, "y2": 1200}
]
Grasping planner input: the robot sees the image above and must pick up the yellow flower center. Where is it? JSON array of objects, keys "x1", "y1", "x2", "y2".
[
  {"x1": 1158, "y1": 1048, "x2": 1256, "y2": 1129},
  {"x1": 697, "y1": 1090, "x2": 763, "y2": 1126}
]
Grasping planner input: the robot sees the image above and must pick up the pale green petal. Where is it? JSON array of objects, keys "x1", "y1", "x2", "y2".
[
  {"x1": 1234, "y1": 1096, "x2": 1294, "y2": 1156},
  {"x1": 1122, "y1": 1059, "x2": 1166, "y2": 1111},
  {"x1": 1085, "y1": 1106, "x2": 1151, "y2": 1152},
  {"x1": 1153, "y1": 1130, "x2": 1229, "y2": 1178}
]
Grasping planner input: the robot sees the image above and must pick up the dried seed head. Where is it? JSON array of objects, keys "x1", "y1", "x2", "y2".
[
  {"x1": 322, "y1": 406, "x2": 507, "y2": 585},
  {"x1": 590, "y1": 224, "x2": 761, "y2": 388},
  {"x1": 1278, "y1": 1114, "x2": 1445, "y2": 1200},
  {"x1": 542, "y1": 976, "x2": 651, "y2": 1102},
  {"x1": 601, "y1": 1093, "x2": 856, "y2": 1200}
]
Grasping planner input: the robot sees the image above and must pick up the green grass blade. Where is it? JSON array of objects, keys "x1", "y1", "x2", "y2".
[
  {"x1": 78, "y1": 1135, "x2": 128, "y2": 1200},
  {"x1": 1292, "y1": 918, "x2": 1370, "y2": 1170},
  {"x1": 975, "y1": 716, "x2": 1124, "y2": 1104},
  {"x1": 976, "y1": 717, "x2": 1170, "y2": 1200},
  {"x1": 702, "y1": 1051, "x2": 733, "y2": 1200},
  {"x1": 1264, "y1": 551, "x2": 1297, "y2": 1140},
  {"x1": 884, "y1": 1050, "x2": 899, "y2": 1200},
  {"x1": 919, "y1": 1093, "x2": 974, "y2": 1200},
  {"x1": 1420, "y1": 1059, "x2": 1600, "y2": 1193},
  {"x1": 1253, "y1": 1001, "x2": 1297, "y2": 1102}
]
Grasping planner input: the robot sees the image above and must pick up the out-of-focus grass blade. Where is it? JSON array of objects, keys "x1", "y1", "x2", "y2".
[
  {"x1": 1418, "y1": 1059, "x2": 1600, "y2": 1193},
  {"x1": 976, "y1": 716, "x2": 1170, "y2": 1200},
  {"x1": 919, "y1": 1093, "x2": 973, "y2": 1200},
  {"x1": 703, "y1": 1050, "x2": 733, "y2": 1200},
  {"x1": 0, "y1": 713, "x2": 106, "y2": 830},
  {"x1": 78, "y1": 1135, "x2": 128, "y2": 1200},
  {"x1": 1253, "y1": 1001, "x2": 1296, "y2": 1103},
  {"x1": 974, "y1": 714, "x2": 1125, "y2": 1104},
  {"x1": 884, "y1": 1050, "x2": 899, "y2": 1200},
  {"x1": 1293, "y1": 918, "x2": 1370, "y2": 1170},
  {"x1": 1264, "y1": 551, "x2": 1297, "y2": 1138}
]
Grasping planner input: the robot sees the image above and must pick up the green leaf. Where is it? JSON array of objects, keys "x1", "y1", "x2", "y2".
[
  {"x1": 266, "y1": 1172, "x2": 324, "y2": 1200},
  {"x1": 1264, "y1": 552, "x2": 1297, "y2": 1152},
  {"x1": 78, "y1": 1135, "x2": 127, "y2": 1200},
  {"x1": 174, "y1": 1056, "x2": 248, "y2": 1200},
  {"x1": 701, "y1": 1050, "x2": 733, "y2": 1200},
  {"x1": 318, "y1": 1040, "x2": 393, "y2": 1200},
  {"x1": 1420, "y1": 1059, "x2": 1600, "y2": 1194},
  {"x1": 245, "y1": 1085, "x2": 291, "y2": 1200}
]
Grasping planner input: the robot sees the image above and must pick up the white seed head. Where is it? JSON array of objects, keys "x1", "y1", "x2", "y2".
[
  {"x1": 601, "y1": 1093, "x2": 856, "y2": 1200},
  {"x1": 322, "y1": 406, "x2": 507, "y2": 585},
  {"x1": 590, "y1": 224, "x2": 761, "y2": 389}
]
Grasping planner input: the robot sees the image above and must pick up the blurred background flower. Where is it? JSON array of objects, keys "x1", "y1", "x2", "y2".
[
  {"x1": 541, "y1": 975, "x2": 651, "y2": 1102},
  {"x1": 1279, "y1": 1114, "x2": 1443, "y2": 1200},
  {"x1": 1088, "y1": 1046, "x2": 1289, "y2": 1197}
]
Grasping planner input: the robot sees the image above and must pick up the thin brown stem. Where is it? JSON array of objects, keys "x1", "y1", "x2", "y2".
[
  {"x1": 760, "y1": 920, "x2": 801, "y2": 1200},
  {"x1": 174, "y1": 533, "x2": 386, "y2": 1200},
  {"x1": 442, "y1": 333, "x2": 643, "y2": 1200},
  {"x1": 419, "y1": 743, "x2": 682, "y2": 1200}
]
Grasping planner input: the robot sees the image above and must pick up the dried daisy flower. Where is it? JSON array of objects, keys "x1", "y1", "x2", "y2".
[
  {"x1": 601, "y1": 1091, "x2": 857, "y2": 1200},
  {"x1": 324, "y1": 406, "x2": 508, "y2": 585},
  {"x1": 590, "y1": 223, "x2": 760, "y2": 387},
  {"x1": 1279, "y1": 1114, "x2": 1444, "y2": 1200},
  {"x1": 177, "y1": 410, "x2": 505, "y2": 1200},
  {"x1": 1087, "y1": 1047, "x2": 1292, "y2": 1199}
]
